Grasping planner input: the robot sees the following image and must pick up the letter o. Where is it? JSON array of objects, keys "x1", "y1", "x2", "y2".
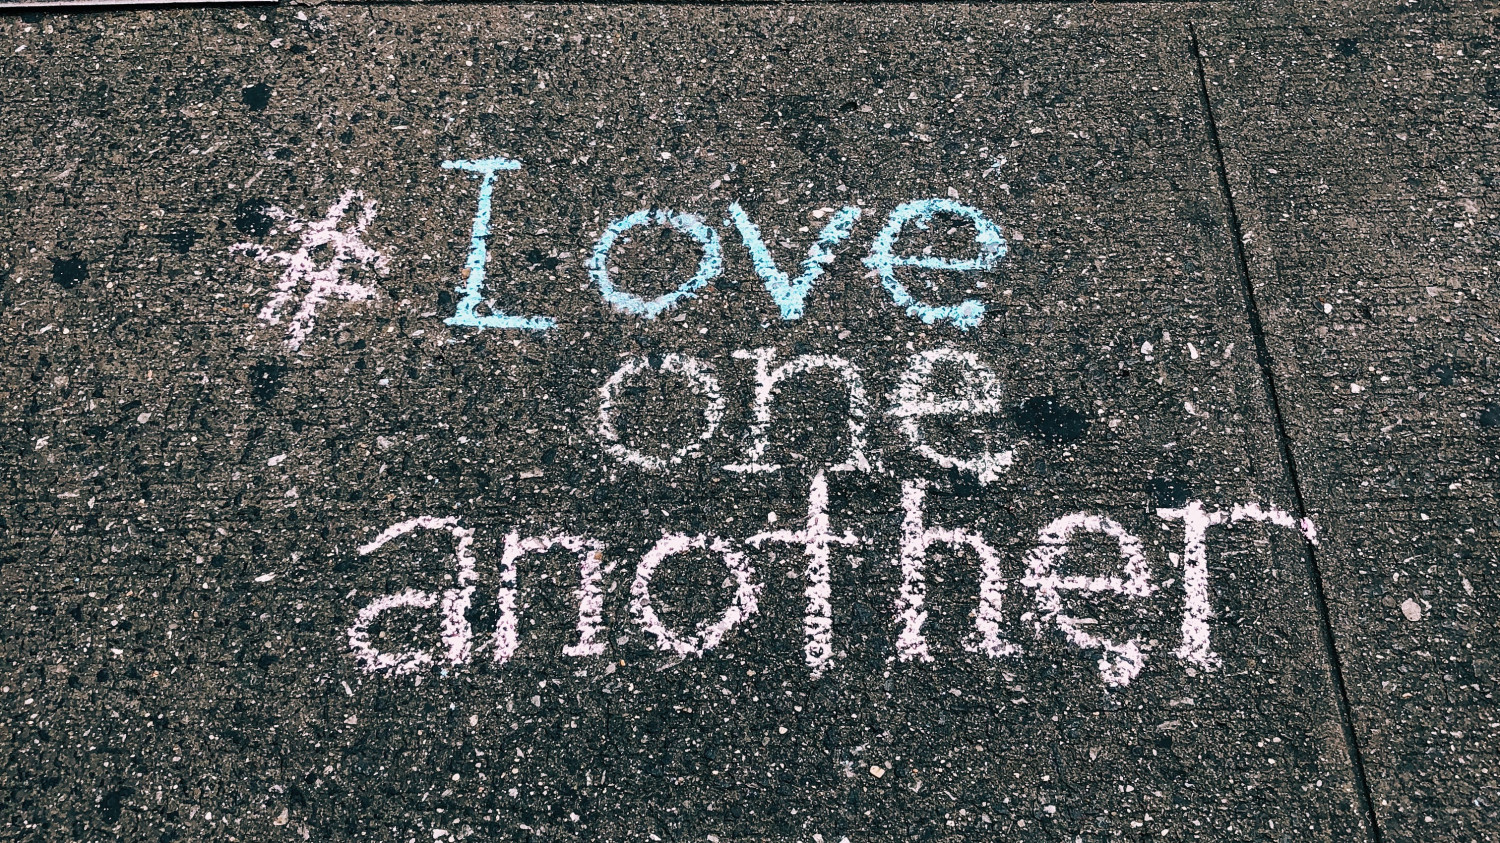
[
  {"x1": 630, "y1": 532, "x2": 761, "y2": 657},
  {"x1": 598, "y1": 353, "x2": 725, "y2": 472},
  {"x1": 589, "y1": 209, "x2": 723, "y2": 318}
]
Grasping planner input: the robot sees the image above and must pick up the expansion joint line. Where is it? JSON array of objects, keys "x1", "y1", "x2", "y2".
[{"x1": 1188, "y1": 23, "x2": 1383, "y2": 843}]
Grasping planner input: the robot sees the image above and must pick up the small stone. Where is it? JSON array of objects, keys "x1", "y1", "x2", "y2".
[
  {"x1": 1401, "y1": 599, "x2": 1422, "y2": 622},
  {"x1": 869, "y1": 765, "x2": 885, "y2": 778}
]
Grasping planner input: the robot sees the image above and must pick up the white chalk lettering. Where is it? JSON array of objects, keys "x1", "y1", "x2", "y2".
[
  {"x1": 1156, "y1": 501, "x2": 1319, "y2": 671},
  {"x1": 630, "y1": 533, "x2": 761, "y2": 657},
  {"x1": 598, "y1": 354, "x2": 725, "y2": 472},
  {"x1": 724, "y1": 348, "x2": 871, "y2": 474},
  {"x1": 231, "y1": 189, "x2": 389, "y2": 351},
  {"x1": 348, "y1": 516, "x2": 477, "y2": 675},
  {"x1": 895, "y1": 480, "x2": 1017, "y2": 663},
  {"x1": 1020, "y1": 513, "x2": 1154, "y2": 686},
  {"x1": 340, "y1": 497, "x2": 1313, "y2": 687},
  {"x1": 746, "y1": 471, "x2": 861, "y2": 677},
  {"x1": 492, "y1": 532, "x2": 611, "y2": 664},
  {"x1": 887, "y1": 347, "x2": 1014, "y2": 484}
]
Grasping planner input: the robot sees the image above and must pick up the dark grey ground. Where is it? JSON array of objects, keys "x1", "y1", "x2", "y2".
[
  {"x1": 1200, "y1": 4, "x2": 1500, "y2": 839},
  {"x1": 0, "y1": 2, "x2": 1494, "y2": 842}
]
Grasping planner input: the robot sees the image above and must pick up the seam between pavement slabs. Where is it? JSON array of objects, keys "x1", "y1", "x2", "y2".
[{"x1": 1187, "y1": 23, "x2": 1385, "y2": 843}]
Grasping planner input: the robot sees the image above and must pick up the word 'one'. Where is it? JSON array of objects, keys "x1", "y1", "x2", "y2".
[
  {"x1": 442, "y1": 157, "x2": 1006, "y2": 332},
  {"x1": 599, "y1": 345, "x2": 1014, "y2": 483},
  {"x1": 349, "y1": 474, "x2": 1316, "y2": 687}
]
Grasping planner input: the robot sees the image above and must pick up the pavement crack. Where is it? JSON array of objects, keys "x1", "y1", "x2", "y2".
[{"x1": 1189, "y1": 22, "x2": 1385, "y2": 843}]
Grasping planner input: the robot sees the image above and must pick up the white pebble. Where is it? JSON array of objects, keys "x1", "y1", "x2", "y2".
[{"x1": 1401, "y1": 599, "x2": 1422, "y2": 622}]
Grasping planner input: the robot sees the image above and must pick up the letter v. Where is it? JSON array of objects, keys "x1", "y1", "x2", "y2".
[{"x1": 727, "y1": 202, "x2": 861, "y2": 320}]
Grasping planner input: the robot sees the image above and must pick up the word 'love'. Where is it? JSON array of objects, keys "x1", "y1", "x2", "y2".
[{"x1": 442, "y1": 157, "x2": 1007, "y2": 333}]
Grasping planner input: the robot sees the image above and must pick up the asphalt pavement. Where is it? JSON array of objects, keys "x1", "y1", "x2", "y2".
[{"x1": 0, "y1": 2, "x2": 1496, "y2": 841}]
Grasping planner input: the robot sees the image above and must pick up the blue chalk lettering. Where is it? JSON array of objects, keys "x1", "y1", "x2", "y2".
[
  {"x1": 588, "y1": 210, "x2": 723, "y2": 319},
  {"x1": 727, "y1": 203, "x2": 861, "y2": 320},
  {"x1": 441, "y1": 157, "x2": 556, "y2": 331},
  {"x1": 862, "y1": 199, "x2": 1007, "y2": 330}
]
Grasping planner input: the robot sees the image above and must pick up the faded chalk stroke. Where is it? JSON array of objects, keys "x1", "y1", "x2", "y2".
[
  {"x1": 348, "y1": 516, "x2": 477, "y2": 675},
  {"x1": 862, "y1": 199, "x2": 1005, "y2": 330},
  {"x1": 492, "y1": 533, "x2": 612, "y2": 664},
  {"x1": 442, "y1": 157, "x2": 556, "y2": 331},
  {"x1": 727, "y1": 202, "x2": 861, "y2": 320},
  {"x1": 1157, "y1": 502, "x2": 1318, "y2": 671},
  {"x1": 746, "y1": 471, "x2": 860, "y2": 677},
  {"x1": 630, "y1": 533, "x2": 761, "y2": 657},
  {"x1": 1020, "y1": 513, "x2": 1153, "y2": 686},
  {"x1": 232, "y1": 189, "x2": 389, "y2": 350},
  {"x1": 724, "y1": 348, "x2": 871, "y2": 474},
  {"x1": 588, "y1": 210, "x2": 723, "y2": 318},
  {"x1": 598, "y1": 354, "x2": 725, "y2": 472},
  {"x1": 887, "y1": 347, "x2": 1014, "y2": 483}
]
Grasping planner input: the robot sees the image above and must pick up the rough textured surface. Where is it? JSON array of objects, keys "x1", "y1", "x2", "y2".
[
  {"x1": 3, "y1": 2, "x2": 1491, "y2": 841},
  {"x1": 1200, "y1": 5, "x2": 1500, "y2": 840}
]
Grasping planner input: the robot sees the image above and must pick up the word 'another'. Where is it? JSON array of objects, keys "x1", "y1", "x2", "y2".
[{"x1": 349, "y1": 474, "x2": 1315, "y2": 688}]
